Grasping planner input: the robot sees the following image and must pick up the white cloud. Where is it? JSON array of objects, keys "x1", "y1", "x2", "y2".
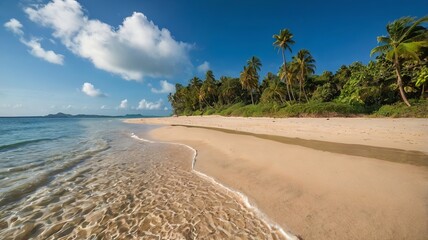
[
  {"x1": 100, "y1": 105, "x2": 108, "y2": 109},
  {"x1": 197, "y1": 61, "x2": 210, "y2": 73},
  {"x1": 138, "y1": 99, "x2": 162, "y2": 110},
  {"x1": 81, "y1": 82, "x2": 105, "y2": 97},
  {"x1": 119, "y1": 99, "x2": 128, "y2": 109},
  {"x1": 4, "y1": 18, "x2": 64, "y2": 65},
  {"x1": 163, "y1": 107, "x2": 169, "y2": 111},
  {"x1": 25, "y1": 0, "x2": 192, "y2": 81},
  {"x1": 20, "y1": 38, "x2": 64, "y2": 65},
  {"x1": 151, "y1": 80, "x2": 175, "y2": 94},
  {"x1": 4, "y1": 18, "x2": 23, "y2": 35}
]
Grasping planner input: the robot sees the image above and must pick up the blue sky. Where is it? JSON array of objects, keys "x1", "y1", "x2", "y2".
[{"x1": 1, "y1": 0, "x2": 426, "y2": 116}]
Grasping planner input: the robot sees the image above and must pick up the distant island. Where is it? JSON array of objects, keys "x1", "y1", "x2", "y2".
[{"x1": 43, "y1": 112, "x2": 155, "y2": 118}]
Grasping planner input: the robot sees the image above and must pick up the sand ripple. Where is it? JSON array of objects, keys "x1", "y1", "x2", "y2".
[{"x1": 0, "y1": 135, "x2": 287, "y2": 239}]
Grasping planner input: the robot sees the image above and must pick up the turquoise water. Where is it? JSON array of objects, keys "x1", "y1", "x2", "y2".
[
  {"x1": 0, "y1": 118, "x2": 151, "y2": 206},
  {"x1": 0, "y1": 118, "x2": 290, "y2": 239}
]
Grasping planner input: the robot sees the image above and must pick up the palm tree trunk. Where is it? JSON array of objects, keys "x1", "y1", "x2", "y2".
[
  {"x1": 303, "y1": 87, "x2": 309, "y2": 102},
  {"x1": 394, "y1": 57, "x2": 411, "y2": 106},
  {"x1": 301, "y1": 72, "x2": 309, "y2": 102},
  {"x1": 250, "y1": 90, "x2": 254, "y2": 105},
  {"x1": 421, "y1": 84, "x2": 425, "y2": 99},
  {"x1": 289, "y1": 79, "x2": 296, "y2": 101},
  {"x1": 282, "y1": 50, "x2": 292, "y2": 102}
]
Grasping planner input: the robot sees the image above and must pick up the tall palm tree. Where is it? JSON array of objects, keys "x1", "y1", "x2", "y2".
[
  {"x1": 199, "y1": 70, "x2": 217, "y2": 108},
  {"x1": 273, "y1": 29, "x2": 295, "y2": 102},
  {"x1": 371, "y1": 16, "x2": 428, "y2": 106},
  {"x1": 293, "y1": 49, "x2": 316, "y2": 102},
  {"x1": 189, "y1": 77, "x2": 202, "y2": 110},
  {"x1": 240, "y1": 66, "x2": 258, "y2": 104},
  {"x1": 247, "y1": 56, "x2": 262, "y2": 73}
]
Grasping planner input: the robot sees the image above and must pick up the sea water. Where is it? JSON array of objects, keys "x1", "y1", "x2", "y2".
[{"x1": 0, "y1": 118, "x2": 291, "y2": 239}]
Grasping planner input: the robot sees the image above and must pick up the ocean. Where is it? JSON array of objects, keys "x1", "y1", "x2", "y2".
[{"x1": 0, "y1": 118, "x2": 291, "y2": 239}]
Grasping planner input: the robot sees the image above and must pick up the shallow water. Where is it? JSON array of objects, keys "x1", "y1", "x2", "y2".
[{"x1": 0, "y1": 118, "x2": 289, "y2": 239}]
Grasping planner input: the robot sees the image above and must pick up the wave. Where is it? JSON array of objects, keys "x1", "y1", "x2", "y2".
[
  {"x1": 130, "y1": 132, "x2": 299, "y2": 240},
  {"x1": 0, "y1": 138, "x2": 55, "y2": 152},
  {"x1": 0, "y1": 139, "x2": 110, "y2": 207}
]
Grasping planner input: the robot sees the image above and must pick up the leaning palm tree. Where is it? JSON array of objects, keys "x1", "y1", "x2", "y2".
[
  {"x1": 261, "y1": 78, "x2": 287, "y2": 104},
  {"x1": 293, "y1": 49, "x2": 316, "y2": 102},
  {"x1": 278, "y1": 63, "x2": 298, "y2": 101},
  {"x1": 371, "y1": 16, "x2": 428, "y2": 106},
  {"x1": 273, "y1": 29, "x2": 295, "y2": 101},
  {"x1": 240, "y1": 66, "x2": 258, "y2": 104}
]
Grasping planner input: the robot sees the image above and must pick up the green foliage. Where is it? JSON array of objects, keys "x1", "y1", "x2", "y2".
[
  {"x1": 311, "y1": 82, "x2": 338, "y2": 102},
  {"x1": 275, "y1": 102, "x2": 366, "y2": 117},
  {"x1": 416, "y1": 66, "x2": 428, "y2": 87},
  {"x1": 373, "y1": 100, "x2": 428, "y2": 117},
  {"x1": 168, "y1": 16, "x2": 427, "y2": 117},
  {"x1": 260, "y1": 77, "x2": 287, "y2": 104},
  {"x1": 370, "y1": 16, "x2": 428, "y2": 106}
]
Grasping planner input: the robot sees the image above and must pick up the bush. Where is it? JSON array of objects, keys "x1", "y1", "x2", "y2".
[
  {"x1": 311, "y1": 83, "x2": 338, "y2": 102},
  {"x1": 274, "y1": 102, "x2": 366, "y2": 117},
  {"x1": 373, "y1": 100, "x2": 428, "y2": 117},
  {"x1": 203, "y1": 108, "x2": 216, "y2": 115}
]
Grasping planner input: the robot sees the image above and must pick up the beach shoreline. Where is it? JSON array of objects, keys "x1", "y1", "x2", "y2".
[{"x1": 126, "y1": 116, "x2": 428, "y2": 239}]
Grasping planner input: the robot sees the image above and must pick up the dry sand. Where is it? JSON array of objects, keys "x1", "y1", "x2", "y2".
[{"x1": 126, "y1": 116, "x2": 428, "y2": 239}]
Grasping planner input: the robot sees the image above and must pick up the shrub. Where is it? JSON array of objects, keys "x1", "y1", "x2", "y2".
[{"x1": 373, "y1": 100, "x2": 428, "y2": 117}]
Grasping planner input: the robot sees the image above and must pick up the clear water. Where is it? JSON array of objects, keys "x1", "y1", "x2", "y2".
[{"x1": 0, "y1": 118, "x2": 289, "y2": 239}]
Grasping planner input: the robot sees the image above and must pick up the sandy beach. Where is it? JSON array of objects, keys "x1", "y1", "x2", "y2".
[{"x1": 127, "y1": 116, "x2": 428, "y2": 239}]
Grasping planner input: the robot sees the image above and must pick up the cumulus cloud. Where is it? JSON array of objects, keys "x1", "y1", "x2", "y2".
[
  {"x1": 81, "y1": 82, "x2": 105, "y2": 97},
  {"x1": 197, "y1": 61, "x2": 210, "y2": 73},
  {"x1": 151, "y1": 80, "x2": 175, "y2": 94},
  {"x1": 137, "y1": 99, "x2": 162, "y2": 110},
  {"x1": 4, "y1": 18, "x2": 23, "y2": 35},
  {"x1": 24, "y1": 0, "x2": 192, "y2": 81},
  {"x1": 5, "y1": 18, "x2": 64, "y2": 65},
  {"x1": 21, "y1": 38, "x2": 64, "y2": 65},
  {"x1": 119, "y1": 99, "x2": 128, "y2": 109}
]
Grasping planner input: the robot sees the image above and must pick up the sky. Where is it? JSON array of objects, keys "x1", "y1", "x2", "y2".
[{"x1": 1, "y1": 0, "x2": 426, "y2": 116}]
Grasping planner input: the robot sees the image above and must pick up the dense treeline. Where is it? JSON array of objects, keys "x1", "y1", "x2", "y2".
[{"x1": 169, "y1": 16, "x2": 428, "y2": 117}]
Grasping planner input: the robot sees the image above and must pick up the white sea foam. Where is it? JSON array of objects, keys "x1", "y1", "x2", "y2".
[{"x1": 130, "y1": 132, "x2": 299, "y2": 240}]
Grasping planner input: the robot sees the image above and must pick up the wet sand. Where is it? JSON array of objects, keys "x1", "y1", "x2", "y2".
[{"x1": 126, "y1": 116, "x2": 428, "y2": 239}]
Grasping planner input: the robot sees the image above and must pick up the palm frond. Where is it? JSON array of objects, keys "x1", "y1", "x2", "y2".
[
  {"x1": 370, "y1": 45, "x2": 391, "y2": 57},
  {"x1": 377, "y1": 36, "x2": 391, "y2": 44},
  {"x1": 399, "y1": 15, "x2": 428, "y2": 43},
  {"x1": 397, "y1": 41, "x2": 428, "y2": 61}
]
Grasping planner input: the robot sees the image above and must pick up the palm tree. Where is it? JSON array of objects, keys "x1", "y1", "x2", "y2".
[
  {"x1": 278, "y1": 63, "x2": 298, "y2": 101},
  {"x1": 189, "y1": 77, "x2": 202, "y2": 110},
  {"x1": 370, "y1": 16, "x2": 428, "y2": 106},
  {"x1": 293, "y1": 49, "x2": 316, "y2": 102},
  {"x1": 247, "y1": 56, "x2": 262, "y2": 73},
  {"x1": 199, "y1": 70, "x2": 217, "y2": 108},
  {"x1": 273, "y1": 29, "x2": 295, "y2": 102},
  {"x1": 240, "y1": 66, "x2": 258, "y2": 104},
  {"x1": 219, "y1": 76, "x2": 241, "y2": 104},
  {"x1": 261, "y1": 77, "x2": 287, "y2": 104}
]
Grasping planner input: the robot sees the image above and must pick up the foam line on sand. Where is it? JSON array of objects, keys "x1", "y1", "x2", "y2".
[{"x1": 130, "y1": 132, "x2": 299, "y2": 240}]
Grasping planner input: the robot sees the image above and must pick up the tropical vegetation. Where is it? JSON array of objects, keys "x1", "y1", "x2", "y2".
[{"x1": 168, "y1": 16, "x2": 428, "y2": 117}]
